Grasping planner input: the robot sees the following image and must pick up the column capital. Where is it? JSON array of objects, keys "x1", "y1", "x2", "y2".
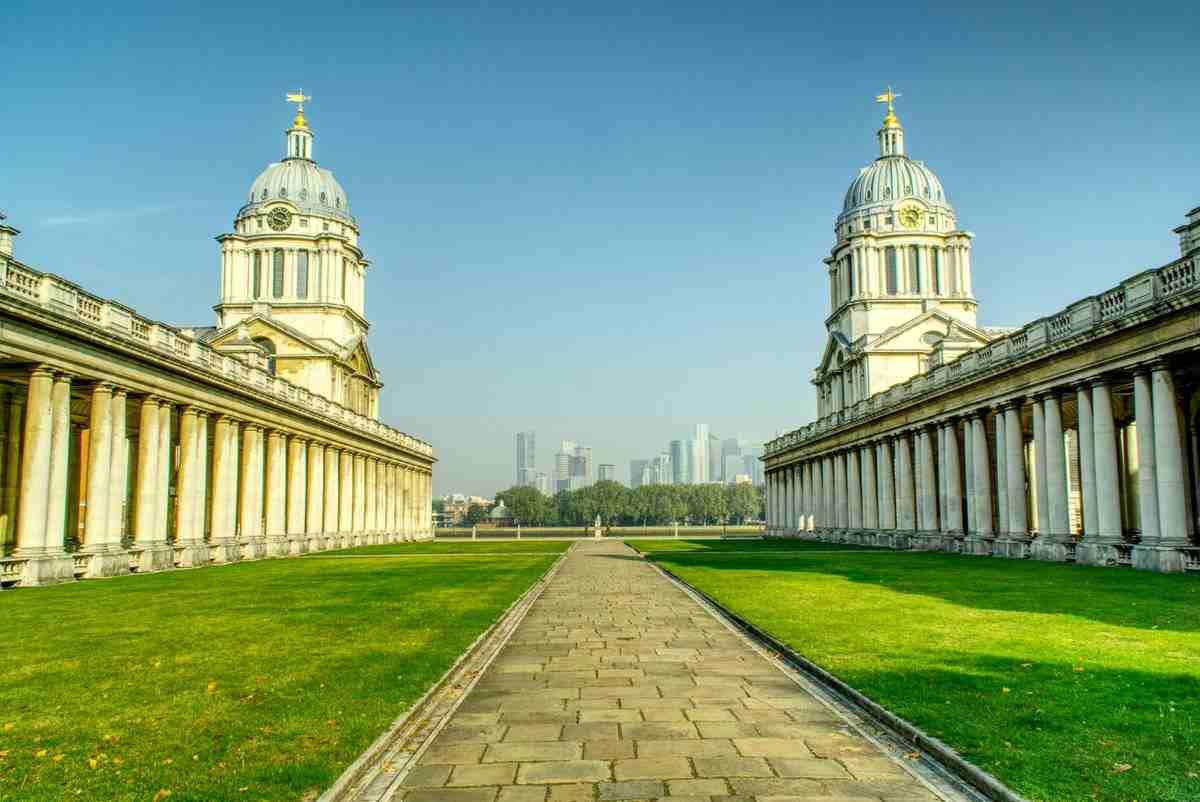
[
  {"x1": 998, "y1": 396, "x2": 1025, "y2": 412},
  {"x1": 215, "y1": 413, "x2": 239, "y2": 425},
  {"x1": 289, "y1": 434, "x2": 309, "y2": 445}
]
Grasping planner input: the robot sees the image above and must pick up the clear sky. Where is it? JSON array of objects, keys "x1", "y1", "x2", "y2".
[{"x1": 4, "y1": 1, "x2": 1197, "y2": 497}]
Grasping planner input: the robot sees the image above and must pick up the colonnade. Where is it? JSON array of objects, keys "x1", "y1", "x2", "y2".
[
  {"x1": 0, "y1": 364, "x2": 434, "y2": 586},
  {"x1": 766, "y1": 360, "x2": 1198, "y2": 572}
]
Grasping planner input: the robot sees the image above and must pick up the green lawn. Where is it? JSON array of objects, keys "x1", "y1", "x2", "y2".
[
  {"x1": 0, "y1": 541, "x2": 568, "y2": 802},
  {"x1": 637, "y1": 539, "x2": 1200, "y2": 802}
]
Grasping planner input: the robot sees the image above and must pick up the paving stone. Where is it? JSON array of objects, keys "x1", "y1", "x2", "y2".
[
  {"x1": 667, "y1": 779, "x2": 730, "y2": 796},
  {"x1": 422, "y1": 744, "x2": 488, "y2": 765},
  {"x1": 619, "y1": 722, "x2": 698, "y2": 740},
  {"x1": 635, "y1": 739, "x2": 737, "y2": 758},
  {"x1": 692, "y1": 757, "x2": 774, "y2": 778},
  {"x1": 504, "y1": 724, "x2": 564, "y2": 742},
  {"x1": 562, "y1": 722, "x2": 620, "y2": 741},
  {"x1": 439, "y1": 726, "x2": 510, "y2": 744},
  {"x1": 485, "y1": 742, "x2": 581, "y2": 763},
  {"x1": 695, "y1": 722, "x2": 758, "y2": 739},
  {"x1": 449, "y1": 764, "x2": 519, "y2": 786},
  {"x1": 731, "y1": 738, "x2": 809, "y2": 758},
  {"x1": 684, "y1": 708, "x2": 736, "y2": 722},
  {"x1": 839, "y1": 757, "x2": 915, "y2": 779},
  {"x1": 598, "y1": 780, "x2": 666, "y2": 800},
  {"x1": 496, "y1": 786, "x2": 548, "y2": 802},
  {"x1": 640, "y1": 708, "x2": 686, "y2": 722},
  {"x1": 545, "y1": 785, "x2": 596, "y2": 802},
  {"x1": 403, "y1": 765, "x2": 454, "y2": 787},
  {"x1": 726, "y1": 778, "x2": 827, "y2": 796},
  {"x1": 454, "y1": 713, "x2": 504, "y2": 727},
  {"x1": 403, "y1": 788, "x2": 500, "y2": 802},
  {"x1": 580, "y1": 709, "x2": 642, "y2": 723},
  {"x1": 517, "y1": 761, "x2": 612, "y2": 784},
  {"x1": 612, "y1": 757, "x2": 693, "y2": 780},
  {"x1": 766, "y1": 758, "x2": 852, "y2": 779}
]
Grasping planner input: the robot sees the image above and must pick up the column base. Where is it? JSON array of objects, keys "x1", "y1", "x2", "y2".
[
  {"x1": 306, "y1": 534, "x2": 325, "y2": 552},
  {"x1": 1029, "y1": 538, "x2": 1071, "y2": 562},
  {"x1": 17, "y1": 553, "x2": 76, "y2": 586},
  {"x1": 174, "y1": 541, "x2": 209, "y2": 568},
  {"x1": 962, "y1": 537, "x2": 995, "y2": 557},
  {"x1": 992, "y1": 538, "x2": 1031, "y2": 559},
  {"x1": 1132, "y1": 545, "x2": 1188, "y2": 573},
  {"x1": 265, "y1": 536, "x2": 290, "y2": 558},
  {"x1": 208, "y1": 539, "x2": 241, "y2": 564},
  {"x1": 83, "y1": 547, "x2": 132, "y2": 578},
  {"x1": 240, "y1": 538, "x2": 267, "y2": 560},
  {"x1": 1075, "y1": 541, "x2": 1122, "y2": 567},
  {"x1": 287, "y1": 536, "x2": 308, "y2": 556},
  {"x1": 133, "y1": 543, "x2": 176, "y2": 572}
]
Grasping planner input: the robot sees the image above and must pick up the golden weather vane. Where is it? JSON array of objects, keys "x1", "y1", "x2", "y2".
[
  {"x1": 874, "y1": 86, "x2": 900, "y2": 114},
  {"x1": 286, "y1": 89, "x2": 312, "y2": 128}
]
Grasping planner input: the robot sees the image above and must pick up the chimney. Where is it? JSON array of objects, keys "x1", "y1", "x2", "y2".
[{"x1": 0, "y1": 212, "x2": 18, "y2": 257}]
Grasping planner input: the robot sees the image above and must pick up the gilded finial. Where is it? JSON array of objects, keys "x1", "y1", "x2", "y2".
[
  {"x1": 874, "y1": 86, "x2": 901, "y2": 127},
  {"x1": 286, "y1": 90, "x2": 312, "y2": 129}
]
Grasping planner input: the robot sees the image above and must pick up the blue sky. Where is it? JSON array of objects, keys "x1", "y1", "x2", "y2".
[{"x1": 4, "y1": 1, "x2": 1197, "y2": 496}]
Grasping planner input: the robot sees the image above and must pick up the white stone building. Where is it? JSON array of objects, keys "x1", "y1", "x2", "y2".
[{"x1": 0, "y1": 97, "x2": 435, "y2": 587}]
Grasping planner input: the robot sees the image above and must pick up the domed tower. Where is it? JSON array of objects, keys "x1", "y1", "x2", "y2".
[
  {"x1": 812, "y1": 89, "x2": 994, "y2": 418},
  {"x1": 211, "y1": 93, "x2": 380, "y2": 417}
]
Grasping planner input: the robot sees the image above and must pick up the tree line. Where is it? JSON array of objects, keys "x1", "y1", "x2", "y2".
[{"x1": 470, "y1": 480, "x2": 764, "y2": 528}]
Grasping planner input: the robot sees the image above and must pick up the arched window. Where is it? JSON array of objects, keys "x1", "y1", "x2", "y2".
[
  {"x1": 272, "y1": 250, "x2": 284, "y2": 298},
  {"x1": 261, "y1": 188, "x2": 268, "y2": 200},
  {"x1": 252, "y1": 251, "x2": 262, "y2": 298},
  {"x1": 296, "y1": 251, "x2": 309, "y2": 299},
  {"x1": 885, "y1": 247, "x2": 898, "y2": 295},
  {"x1": 253, "y1": 337, "x2": 277, "y2": 376},
  {"x1": 320, "y1": 191, "x2": 327, "y2": 204}
]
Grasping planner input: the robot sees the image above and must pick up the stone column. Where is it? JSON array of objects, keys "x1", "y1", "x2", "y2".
[
  {"x1": 822, "y1": 456, "x2": 834, "y2": 531},
  {"x1": 15, "y1": 367, "x2": 68, "y2": 584},
  {"x1": 963, "y1": 417, "x2": 975, "y2": 533},
  {"x1": 861, "y1": 445, "x2": 878, "y2": 530},
  {"x1": 365, "y1": 457, "x2": 378, "y2": 543},
  {"x1": 286, "y1": 435, "x2": 307, "y2": 555},
  {"x1": 878, "y1": 438, "x2": 896, "y2": 530},
  {"x1": 1135, "y1": 362, "x2": 1189, "y2": 571},
  {"x1": 971, "y1": 412, "x2": 994, "y2": 541},
  {"x1": 240, "y1": 423, "x2": 265, "y2": 559},
  {"x1": 194, "y1": 412, "x2": 211, "y2": 548},
  {"x1": 306, "y1": 441, "x2": 325, "y2": 552},
  {"x1": 155, "y1": 401, "x2": 172, "y2": 549},
  {"x1": 2, "y1": 392, "x2": 24, "y2": 549},
  {"x1": 82, "y1": 383, "x2": 129, "y2": 577},
  {"x1": 918, "y1": 425, "x2": 939, "y2": 536},
  {"x1": 133, "y1": 396, "x2": 172, "y2": 571},
  {"x1": 805, "y1": 461, "x2": 816, "y2": 531},
  {"x1": 339, "y1": 450, "x2": 354, "y2": 544},
  {"x1": 265, "y1": 430, "x2": 288, "y2": 557},
  {"x1": 937, "y1": 424, "x2": 949, "y2": 533},
  {"x1": 323, "y1": 446, "x2": 340, "y2": 548},
  {"x1": 1002, "y1": 401, "x2": 1030, "y2": 547},
  {"x1": 943, "y1": 419, "x2": 963, "y2": 535},
  {"x1": 993, "y1": 407, "x2": 1008, "y2": 535},
  {"x1": 207, "y1": 416, "x2": 238, "y2": 562},
  {"x1": 106, "y1": 388, "x2": 129, "y2": 552},
  {"x1": 352, "y1": 453, "x2": 365, "y2": 543},
  {"x1": 44, "y1": 373, "x2": 74, "y2": 560},
  {"x1": 847, "y1": 449, "x2": 862, "y2": 531},
  {"x1": 896, "y1": 432, "x2": 917, "y2": 533},
  {"x1": 174, "y1": 406, "x2": 208, "y2": 566},
  {"x1": 831, "y1": 452, "x2": 845, "y2": 530},
  {"x1": 1041, "y1": 391, "x2": 1070, "y2": 547},
  {"x1": 1075, "y1": 383, "x2": 1099, "y2": 538},
  {"x1": 1132, "y1": 367, "x2": 1160, "y2": 545},
  {"x1": 765, "y1": 473, "x2": 774, "y2": 530},
  {"x1": 1079, "y1": 378, "x2": 1123, "y2": 566},
  {"x1": 1031, "y1": 398, "x2": 1049, "y2": 535}
]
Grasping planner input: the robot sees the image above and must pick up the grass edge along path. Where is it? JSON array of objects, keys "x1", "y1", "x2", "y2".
[
  {"x1": 637, "y1": 538, "x2": 1200, "y2": 802},
  {"x1": 0, "y1": 541, "x2": 569, "y2": 802}
]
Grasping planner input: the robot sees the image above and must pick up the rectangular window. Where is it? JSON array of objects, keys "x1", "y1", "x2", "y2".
[
  {"x1": 342, "y1": 258, "x2": 349, "y2": 301},
  {"x1": 314, "y1": 252, "x2": 322, "y2": 299},
  {"x1": 947, "y1": 249, "x2": 959, "y2": 294},
  {"x1": 908, "y1": 245, "x2": 921, "y2": 293},
  {"x1": 252, "y1": 251, "x2": 262, "y2": 298},
  {"x1": 296, "y1": 251, "x2": 309, "y2": 299},
  {"x1": 932, "y1": 248, "x2": 942, "y2": 294},
  {"x1": 272, "y1": 250, "x2": 284, "y2": 298},
  {"x1": 847, "y1": 252, "x2": 855, "y2": 296},
  {"x1": 885, "y1": 247, "x2": 898, "y2": 295}
]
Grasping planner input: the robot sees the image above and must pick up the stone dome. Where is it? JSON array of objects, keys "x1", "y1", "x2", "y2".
[
  {"x1": 240, "y1": 158, "x2": 354, "y2": 223},
  {"x1": 841, "y1": 156, "x2": 948, "y2": 219}
]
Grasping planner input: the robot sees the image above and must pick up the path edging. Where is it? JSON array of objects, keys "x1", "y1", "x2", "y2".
[
  {"x1": 318, "y1": 545, "x2": 573, "y2": 802},
  {"x1": 636, "y1": 549, "x2": 1029, "y2": 802}
]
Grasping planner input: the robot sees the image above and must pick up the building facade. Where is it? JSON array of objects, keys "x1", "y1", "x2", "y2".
[
  {"x1": 516, "y1": 430, "x2": 536, "y2": 486},
  {"x1": 762, "y1": 97, "x2": 1199, "y2": 573},
  {"x1": 0, "y1": 98, "x2": 435, "y2": 588}
]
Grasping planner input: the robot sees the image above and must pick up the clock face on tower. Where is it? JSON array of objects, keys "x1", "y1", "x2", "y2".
[
  {"x1": 267, "y1": 207, "x2": 292, "y2": 231},
  {"x1": 898, "y1": 206, "x2": 922, "y2": 229}
]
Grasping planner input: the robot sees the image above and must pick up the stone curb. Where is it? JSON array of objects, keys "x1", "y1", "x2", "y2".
[
  {"x1": 319, "y1": 544, "x2": 574, "y2": 802},
  {"x1": 635, "y1": 548, "x2": 1028, "y2": 802}
]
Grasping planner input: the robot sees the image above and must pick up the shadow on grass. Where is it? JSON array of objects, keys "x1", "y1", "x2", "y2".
[{"x1": 637, "y1": 540, "x2": 1200, "y2": 633}]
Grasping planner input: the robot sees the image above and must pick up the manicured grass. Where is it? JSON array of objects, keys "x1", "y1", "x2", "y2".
[
  {"x1": 637, "y1": 539, "x2": 1200, "y2": 802},
  {"x1": 0, "y1": 541, "x2": 568, "y2": 802},
  {"x1": 328, "y1": 539, "x2": 572, "y2": 556}
]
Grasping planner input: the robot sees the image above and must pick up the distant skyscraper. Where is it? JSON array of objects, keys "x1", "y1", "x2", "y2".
[
  {"x1": 598, "y1": 464, "x2": 616, "y2": 481},
  {"x1": 651, "y1": 452, "x2": 672, "y2": 485},
  {"x1": 669, "y1": 440, "x2": 688, "y2": 485},
  {"x1": 708, "y1": 432, "x2": 722, "y2": 483},
  {"x1": 556, "y1": 440, "x2": 593, "y2": 491},
  {"x1": 692, "y1": 424, "x2": 709, "y2": 484},
  {"x1": 630, "y1": 459, "x2": 649, "y2": 489},
  {"x1": 516, "y1": 431, "x2": 536, "y2": 486}
]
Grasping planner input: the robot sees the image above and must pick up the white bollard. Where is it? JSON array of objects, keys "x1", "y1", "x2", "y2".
[
  {"x1": 517, "y1": 525, "x2": 522, "y2": 540},
  {"x1": 472, "y1": 525, "x2": 477, "y2": 541}
]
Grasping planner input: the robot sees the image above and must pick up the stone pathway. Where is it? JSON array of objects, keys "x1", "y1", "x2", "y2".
[{"x1": 396, "y1": 541, "x2": 960, "y2": 802}]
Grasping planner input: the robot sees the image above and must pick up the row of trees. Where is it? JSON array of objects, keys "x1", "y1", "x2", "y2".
[{"x1": 490, "y1": 480, "x2": 764, "y2": 527}]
